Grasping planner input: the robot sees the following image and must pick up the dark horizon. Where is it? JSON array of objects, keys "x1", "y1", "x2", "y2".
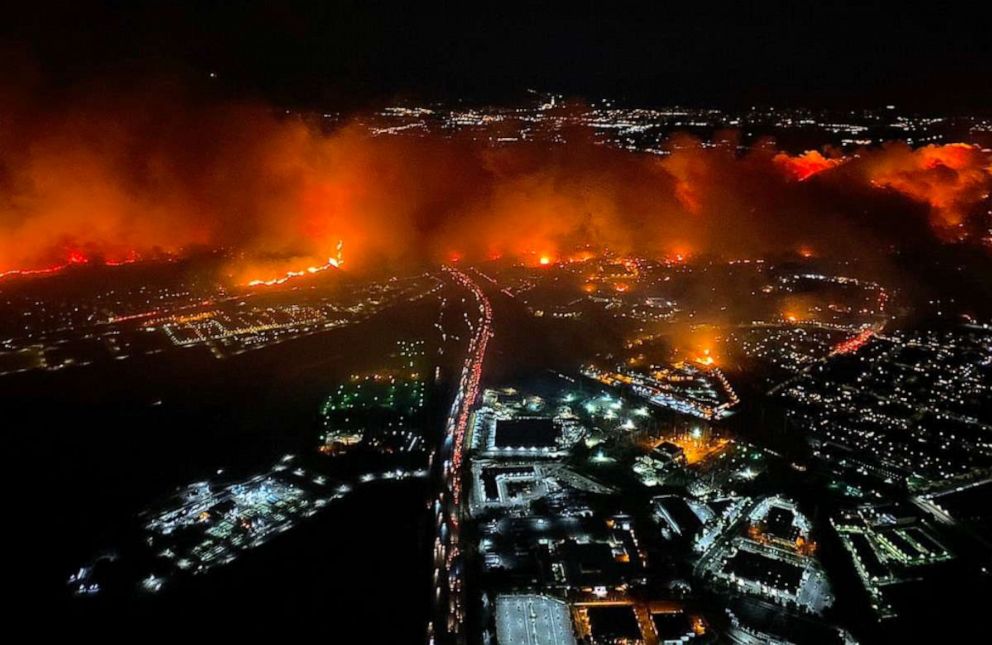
[{"x1": 3, "y1": 1, "x2": 991, "y2": 114}]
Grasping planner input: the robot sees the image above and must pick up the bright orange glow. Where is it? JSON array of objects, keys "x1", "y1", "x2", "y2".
[
  {"x1": 1, "y1": 84, "x2": 988, "y2": 281},
  {"x1": 246, "y1": 257, "x2": 340, "y2": 287},
  {"x1": 651, "y1": 430, "x2": 729, "y2": 465},
  {"x1": 692, "y1": 616, "x2": 707, "y2": 636},
  {"x1": 796, "y1": 536, "x2": 818, "y2": 556},
  {"x1": 664, "y1": 246, "x2": 692, "y2": 265},
  {"x1": 0, "y1": 249, "x2": 145, "y2": 282},
  {"x1": 66, "y1": 250, "x2": 88, "y2": 264},
  {"x1": 567, "y1": 250, "x2": 597, "y2": 263},
  {"x1": 244, "y1": 241, "x2": 344, "y2": 287},
  {"x1": 862, "y1": 143, "x2": 991, "y2": 235},
  {"x1": 780, "y1": 293, "x2": 818, "y2": 324},
  {"x1": 774, "y1": 150, "x2": 845, "y2": 181},
  {"x1": 694, "y1": 348, "x2": 715, "y2": 366},
  {"x1": 103, "y1": 250, "x2": 142, "y2": 266},
  {"x1": 670, "y1": 327, "x2": 724, "y2": 367}
]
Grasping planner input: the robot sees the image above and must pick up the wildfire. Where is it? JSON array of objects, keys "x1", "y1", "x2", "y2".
[
  {"x1": 694, "y1": 348, "x2": 715, "y2": 367},
  {"x1": 774, "y1": 150, "x2": 845, "y2": 181},
  {"x1": 664, "y1": 247, "x2": 692, "y2": 265},
  {"x1": 246, "y1": 257, "x2": 340, "y2": 287},
  {"x1": 104, "y1": 250, "x2": 142, "y2": 266},
  {"x1": 831, "y1": 328, "x2": 875, "y2": 356},
  {"x1": 0, "y1": 250, "x2": 117, "y2": 281},
  {"x1": 2, "y1": 81, "x2": 989, "y2": 281},
  {"x1": 567, "y1": 250, "x2": 597, "y2": 263},
  {"x1": 672, "y1": 327, "x2": 724, "y2": 367},
  {"x1": 863, "y1": 142, "x2": 990, "y2": 233},
  {"x1": 245, "y1": 242, "x2": 344, "y2": 287}
]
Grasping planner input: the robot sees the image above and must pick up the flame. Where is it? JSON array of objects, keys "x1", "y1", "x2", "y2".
[
  {"x1": 1, "y1": 85, "x2": 989, "y2": 282},
  {"x1": 245, "y1": 257, "x2": 340, "y2": 287},
  {"x1": 567, "y1": 250, "x2": 596, "y2": 263},
  {"x1": 104, "y1": 250, "x2": 142, "y2": 266},
  {"x1": 774, "y1": 150, "x2": 845, "y2": 181},
  {"x1": 0, "y1": 249, "x2": 90, "y2": 281},
  {"x1": 862, "y1": 143, "x2": 991, "y2": 234},
  {"x1": 245, "y1": 241, "x2": 344, "y2": 287}
]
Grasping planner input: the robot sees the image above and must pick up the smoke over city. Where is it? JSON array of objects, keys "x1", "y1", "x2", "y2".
[{"x1": 1, "y1": 88, "x2": 989, "y2": 284}]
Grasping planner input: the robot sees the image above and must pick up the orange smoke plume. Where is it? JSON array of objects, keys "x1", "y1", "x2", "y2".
[
  {"x1": 856, "y1": 143, "x2": 992, "y2": 238},
  {"x1": 774, "y1": 150, "x2": 846, "y2": 181},
  {"x1": 1, "y1": 89, "x2": 990, "y2": 284}
]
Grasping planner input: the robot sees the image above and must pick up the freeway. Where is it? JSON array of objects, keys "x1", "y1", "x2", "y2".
[{"x1": 429, "y1": 267, "x2": 493, "y2": 645}]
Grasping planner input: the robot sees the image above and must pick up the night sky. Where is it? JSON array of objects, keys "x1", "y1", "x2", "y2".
[{"x1": 3, "y1": 1, "x2": 990, "y2": 112}]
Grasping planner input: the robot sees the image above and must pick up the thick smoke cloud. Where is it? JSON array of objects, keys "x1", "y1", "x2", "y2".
[
  {"x1": 1, "y1": 88, "x2": 989, "y2": 283},
  {"x1": 850, "y1": 143, "x2": 992, "y2": 237}
]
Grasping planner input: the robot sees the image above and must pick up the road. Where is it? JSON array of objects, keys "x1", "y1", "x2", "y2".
[{"x1": 429, "y1": 266, "x2": 493, "y2": 645}]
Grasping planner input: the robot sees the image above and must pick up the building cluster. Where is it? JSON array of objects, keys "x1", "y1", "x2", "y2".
[
  {"x1": 583, "y1": 361, "x2": 738, "y2": 421},
  {"x1": 777, "y1": 328, "x2": 992, "y2": 483},
  {"x1": 357, "y1": 98, "x2": 986, "y2": 153},
  {"x1": 0, "y1": 273, "x2": 443, "y2": 374},
  {"x1": 467, "y1": 388, "x2": 613, "y2": 516},
  {"x1": 471, "y1": 389, "x2": 586, "y2": 456},
  {"x1": 696, "y1": 497, "x2": 833, "y2": 615},
  {"x1": 150, "y1": 304, "x2": 346, "y2": 352},
  {"x1": 70, "y1": 455, "x2": 330, "y2": 595},
  {"x1": 832, "y1": 502, "x2": 953, "y2": 618},
  {"x1": 69, "y1": 454, "x2": 428, "y2": 597},
  {"x1": 465, "y1": 376, "x2": 856, "y2": 644}
]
